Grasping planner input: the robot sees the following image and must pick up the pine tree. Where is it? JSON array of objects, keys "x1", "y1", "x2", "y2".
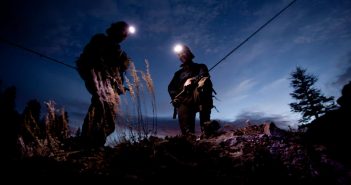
[{"x1": 289, "y1": 67, "x2": 336, "y2": 124}]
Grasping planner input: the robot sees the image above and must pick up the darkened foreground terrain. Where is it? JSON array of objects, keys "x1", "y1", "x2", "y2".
[{"x1": 4, "y1": 123, "x2": 350, "y2": 184}]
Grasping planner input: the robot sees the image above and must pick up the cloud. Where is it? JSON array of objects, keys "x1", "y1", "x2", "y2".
[
  {"x1": 224, "y1": 78, "x2": 256, "y2": 98},
  {"x1": 252, "y1": 0, "x2": 291, "y2": 17},
  {"x1": 231, "y1": 111, "x2": 296, "y2": 130},
  {"x1": 258, "y1": 77, "x2": 288, "y2": 94},
  {"x1": 1, "y1": 0, "x2": 124, "y2": 60},
  {"x1": 87, "y1": 0, "x2": 119, "y2": 19},
  {"x1": 294, "y1": 9, "x2": 351, "y2": 44},
  {"x1": 169, "y1": 1, "x2": 229, "y2": 43},
  {"x1": 333, "y1": 51, "x2": 351, "y2": 87},
  {"x1": 233, "y1": 40, "x2": 269, "y2": 65},
  {"x1": 140, "y1": 0, "x2": 239, "y2": 54},
  {"x1": 336, "y1": 66, "x2": 351, "y2": 85}
]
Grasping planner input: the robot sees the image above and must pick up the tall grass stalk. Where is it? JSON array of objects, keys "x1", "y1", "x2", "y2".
[{"x1": 114, "y1": 60, "x2": 157, "y2": 143}]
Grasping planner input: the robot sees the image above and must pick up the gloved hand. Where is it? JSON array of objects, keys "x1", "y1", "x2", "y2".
[
  {"x1": 184, "y1": 78, "x2": 193, "y2": 87},
  {"x1": 172, "y1": 98, "x2": 181, "y2": 108}
]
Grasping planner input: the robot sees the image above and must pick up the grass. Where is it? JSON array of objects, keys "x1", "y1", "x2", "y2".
[{"x1": 113, "y1": 59, "x2": 157, "y2": 144}]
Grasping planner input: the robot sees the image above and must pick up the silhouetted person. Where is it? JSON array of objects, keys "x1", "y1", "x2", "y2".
[
  {"x1": 76, "y1": 21, "x2": 133, "y2": 148},
  {"x1": 168, "y1": 44, "x2": 214, "y2": 138},
  {"x1": 305, "y1": 81, "x2": 351, "y2": 163}
]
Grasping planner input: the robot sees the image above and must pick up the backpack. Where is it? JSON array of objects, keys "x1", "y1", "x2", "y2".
[
  {"x1": 76, "y1": 34, "x2": 107, "y2": 81},
  {"x1": 76, "y1": 34, "x2": 130, "y2": 82}
]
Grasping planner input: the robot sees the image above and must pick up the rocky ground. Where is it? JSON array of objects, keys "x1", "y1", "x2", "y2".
[{"x1": 5, "y1": 123, "x2": 351, "y2": 184}]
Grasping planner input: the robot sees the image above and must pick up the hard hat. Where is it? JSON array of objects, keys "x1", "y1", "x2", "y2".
[
  {"x1": 106, "y1": 21, "x2": 136, "y2": 36},
  {"x1": 173, "y1": 44, "x2": 194, "y2": 60}
]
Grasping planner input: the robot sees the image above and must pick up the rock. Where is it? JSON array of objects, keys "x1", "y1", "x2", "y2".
[{"x1": 263, "y1": 122, "x2": 286, "y2": 137}]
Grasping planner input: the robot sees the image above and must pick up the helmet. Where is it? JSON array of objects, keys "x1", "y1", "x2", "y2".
[
  {"x1": 174, "y1": 44, "x2": 194, "y2": 60},
  {"x1": 106, "y1": 21, "x2": 129, "y2": 36}
]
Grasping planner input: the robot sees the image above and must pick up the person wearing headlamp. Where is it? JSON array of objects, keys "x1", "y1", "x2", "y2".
[
  {"x1": 168, "y1": 44, "x2": 214, "y2": 139},
  {"x1": 76, "y1": 21, "x2": 136, "y2": 148}
]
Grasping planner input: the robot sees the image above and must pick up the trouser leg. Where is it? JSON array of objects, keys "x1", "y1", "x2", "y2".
[
  {"x1": 178, "y1": 104, "x2": 196, "y2": 135},
  {"x1": 199, "y1": 109, "x2": 211, "y2": 133},
  {"x1": 103, "y1": 80, "x2": 118, "y2": 137},
  {"x1": 81, "y1": 71, "x2": 118, "y2": 148},
  {"x1": 81, "y1": 98, "x2": 105, "y2": 147},
  {"x1": 103, "y1": 101, "x2": 117, "y2": 136}
]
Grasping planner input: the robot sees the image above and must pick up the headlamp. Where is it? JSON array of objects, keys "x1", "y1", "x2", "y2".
[
  {"x1": 173, "y1": 44, "x2": 183, "y2": 54},
  {"x1": 128, "y1": 26, "x2": 136, "y2": 34}
]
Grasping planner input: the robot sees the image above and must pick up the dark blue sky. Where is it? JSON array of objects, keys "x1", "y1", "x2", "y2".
[{"x1": 1, "y1": 0, "x2": 350, "y2": 131}]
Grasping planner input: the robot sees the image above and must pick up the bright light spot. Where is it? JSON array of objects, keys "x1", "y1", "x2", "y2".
[
  {"x1": 173, "y1": 44, "x2": 183, "y2": 53},
  {"x1": 128, "y1": 26, "x2": 136, "y2": 34}
]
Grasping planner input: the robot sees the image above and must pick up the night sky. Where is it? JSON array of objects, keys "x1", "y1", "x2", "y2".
[{"x1": 1, "y1": 0, "x2": 350, "y2": 132}]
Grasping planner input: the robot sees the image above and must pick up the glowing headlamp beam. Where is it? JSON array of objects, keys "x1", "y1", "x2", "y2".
[
  {"x1": 128, "y1": 26, "x2": 136, "y2": 34},
  {"x1": 173, "y1": 44, "x2": 183, "y2": 54}
]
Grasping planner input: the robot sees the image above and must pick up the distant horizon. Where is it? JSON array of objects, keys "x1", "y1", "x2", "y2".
[{"x1": 0, "y1": 83, "x2": 302, "y2": 133}]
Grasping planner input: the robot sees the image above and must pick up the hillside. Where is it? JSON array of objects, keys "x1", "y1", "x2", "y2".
[{"x1": 5, "y1": 122, "x2": 350, "y2": 184}]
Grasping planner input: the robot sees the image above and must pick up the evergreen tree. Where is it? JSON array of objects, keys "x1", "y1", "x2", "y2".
[{"x1": 289, "y1": 67, "x2": 336, "y2": 124}]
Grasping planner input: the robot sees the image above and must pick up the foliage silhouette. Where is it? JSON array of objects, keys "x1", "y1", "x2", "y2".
[{"x1": 289, "y1": 66, "x2": 336, "y2": 125}]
